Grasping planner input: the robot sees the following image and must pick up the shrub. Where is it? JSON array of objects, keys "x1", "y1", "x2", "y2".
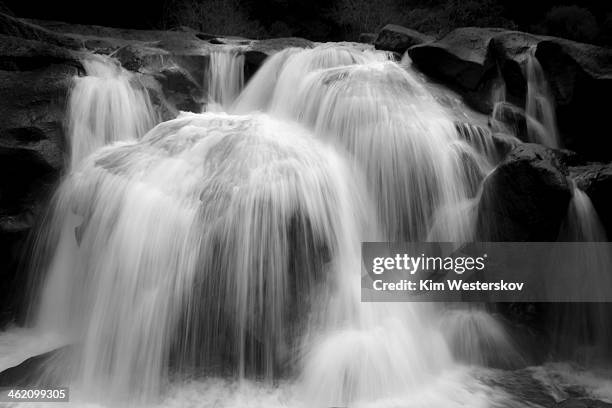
[{"x1": 163, "y1": 0, "x2": 268, "y2": 38}]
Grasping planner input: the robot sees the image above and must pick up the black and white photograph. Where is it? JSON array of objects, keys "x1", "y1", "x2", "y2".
[{"x1": 0, "y1": 0, "x2": 611, "y2": 406}]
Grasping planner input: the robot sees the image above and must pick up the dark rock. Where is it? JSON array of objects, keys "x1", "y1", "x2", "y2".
[
  {"x1": 0, "y1": 34, "x2": 80, "y2": 71},
  {"x1": 0, "y1": 346, "x2": 69, "y2": 387},
  {"x1": 490, "y1": 101, "x2": 528, "y2": 141},
  {"x1": 488, "y1": 31, "x2": 543, "y2": 103},
  {"x1": 477, "y1": 143, "x2": 572, "y2": 241},
  {"x1": 113, "y1": 44, "x2": 168, "y2": 72},
  {"x1": 359, "y1": 33, "x2": 377, "y2": 44},
  {"x1": 408, "y1": 26, "x2": 612, "y2": 160},
  {"x1": 571, "y1": 163, "x2": 612, "y2": 239},
  {"x1": 408, "y1": 27, "x2": 503, "y2": 90},
  {"x1": 555, "y1": 399, "x2": 612, "y2": 408},
  {"x1": 244, "y1": 37, "x2": 313, "y2": 79},
  {"x1": 153, "y1": 64, "x2": 202, "y2": 113},
  {"x1": 374, "y1": 24, "x2": 433, "y2": 54},
  {"x1": 0, "y1": 12, "x2": 81, "y2": 49},
  {"x1": 0, "y1": 48, "x2": 76, "y2": 326},
  {"x1": 535, "y1": 39, "x2": 612, "y2": 161}
]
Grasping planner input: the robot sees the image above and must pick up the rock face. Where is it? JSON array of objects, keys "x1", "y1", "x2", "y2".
[
  {"x1": 0, "y1": 22, "x2": 82, "y2": 324},
  {"x1": 535, "y1": 39, "x2": 612, "y2": 160},
  {"x1": 408, "y1": 28, "x2": 612, "y2": 160},
  {"x1": 477, "y1": 144, "x2": 572, "y2": 241},
  {"x1": 373, "y1": 24, "x2": 432, "y2": 54}
]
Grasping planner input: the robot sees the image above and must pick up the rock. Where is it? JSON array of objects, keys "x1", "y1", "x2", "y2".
[
  {"x1": 0, "y1": 346, "x2": 69, "y2": 387},
  {"x1": 490, "y1": 101, "x2": 528, "y2": 141},
  {"x1": 0, "y1": 12, "x2": 81, "y2": 49},
  {"x1": 408, "y1": 27, "x2": 504, "y2": 90},
  {"x1": 113, "y1": 44, "x2": 169, "y2": 72},
  {"x1": 535, "y1": 39, "x2": 612, "y2": 161},
  {"x1": 0, "y1": 31, "x2": 78, "y2": 326},
  {"x1": 488, "y1": 31, "x2": 544, "y2": 103},
  {"x1": 571, "y1": 162, "x2": 612, "y2": 239},
  {"x1": 359, "y1": 33, "x2": 377, "y2": 44},
  {"x1": 374, "y1": 24, "x2": 432, "y2": 54},
  {"x1": 408, "y1": 26, "x2": 612, "y2": 160},
  {"x1": 0, "y1": 34, "x2": 80, "y2": 71},
  {"x1": 477, "y1": 144, "x2": 572, "y2": 241}
]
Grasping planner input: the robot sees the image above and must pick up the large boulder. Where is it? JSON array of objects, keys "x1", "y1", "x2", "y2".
[
  {"x1": 477, "y1": 144, "x2": 572, "y2": 241},
  {"x1": 535, "y1": 39, "x2": 612, "y2": 161},
  {"x1": 408, "y1": 27, "x2": 505, "y2": 112},
  {"x1": 374, "y1": 24, "x2": 433, "y2": 54}
]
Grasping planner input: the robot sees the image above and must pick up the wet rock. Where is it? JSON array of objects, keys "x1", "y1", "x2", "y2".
[
  {"x1": 0, "y1": 29, "x2": 78, "y2": 326},
  {"x1": 571, "y1": 162, "x2": 612, "y2": 239},
  {"x1": 359, "y1": 33, "x2": 377, "y2": 44},
  {"x1": 408, "y1": 27, "x2": 612, "y2": 160},
  {"x1": 535, "y1": 39, "x2": 612, "y2": 161},
  {"x1": 555, "y1": 399, "x2": 612, "y2": 408},
  {"x1": 490, "y1": 101, "x2": 529, "y2": 141},
  {"x1": 477, "y1": 143, "x2": 572, "y2": 241},
  {"x1": 408, "y1": 27, "x2": 503, "y2": 90},
  {"x1": 0, "y1": 12, "x2": 81, "y2": 49},
  {"x1": 374, "y1": 24, "x2": 432, "y2": 54}
]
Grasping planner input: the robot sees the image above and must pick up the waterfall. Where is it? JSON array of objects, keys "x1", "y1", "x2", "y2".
[
  {"x1": 30, "y1": 112, "x2": 381, "y2": 403},
  {"x1": 67, "y1": 55, "x2": 158, "y2": 168},
  {"x1": 489, "y1": 48, "x2": 559, "y2": 149},
  {"x1": 236, "y1": 45, "x2": 483, "y2": 241},
  {"x1": 525, "y1": 47, "x2": 559, "y2": 148},
  {"x1": 549, "y1": 185, "x2": 612, "y2": 363},
  {"x1": 206, "y1": 49, "x2": 245, "y2": 111},
  {"x1": 6, "y1": 42, "x2": 588, "y2": 407}
]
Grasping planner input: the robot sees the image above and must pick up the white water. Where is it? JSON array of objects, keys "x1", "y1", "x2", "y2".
[
  {"x1": 206, "y1": 49, "x2": 245, "y2": 111},
  {"x1": 237, "y1": 45, "x2": 483, "y2": 241},
  {"x1": 2, "y1": 42, "x2": 610, "y2": 407},
  {"x1": 489, "y1": 48, "x2": 559, "y2": 148},
  {"x1": 525, "y1": 48, "x2": 559, "y2": 148},
  {"x1": 67, "y1": 55, "x2": 158, "y2": 168},
  {"x1": 550, "y1": 186, "x2": 612, "y2": 363}
]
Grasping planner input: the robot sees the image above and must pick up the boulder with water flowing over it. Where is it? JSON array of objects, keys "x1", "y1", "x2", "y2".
[
  {"x1": 374, "y1": 24, "x2": 433, "y2": 54},
  {"x1": 572, "y1": 163, "x2": 612, "y2": 239},
  {"x1": 244, "y1": 37, "x2": 314, "y2": 79},
  {"x1": 477, "y1": 144, "x2": 572, "y2": 241}
]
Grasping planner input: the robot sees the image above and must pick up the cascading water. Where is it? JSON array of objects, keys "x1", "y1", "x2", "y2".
[
  {"x1": 2, "y1": 41, "x2": 609, "y2": 408},
  {"x1": 30, "y1": 112, "x2": 377, "y2": 403},
  {"x1": 67, "y1": 54, "x2": 158, "y2": 168},
  {"x1": 238, "y1": 45, "x2": 485, "y2": 241},
  {"x1": 489, "y1": 48, "x2": 559, "y2": 149},
  {"x1": 550, "y1": 185, "x2": 612, "y2": 363},
  {"x1": 525, "y1": 47, "x2": 559, "y2": 148},
  {"x1": 206, "y1": 49, "x2": 245, "y2": 111}
]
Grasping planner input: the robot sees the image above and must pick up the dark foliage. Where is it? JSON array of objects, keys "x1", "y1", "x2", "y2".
[{"x1": 0, "y1": 0, "x2": 610, "y2": 43}]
